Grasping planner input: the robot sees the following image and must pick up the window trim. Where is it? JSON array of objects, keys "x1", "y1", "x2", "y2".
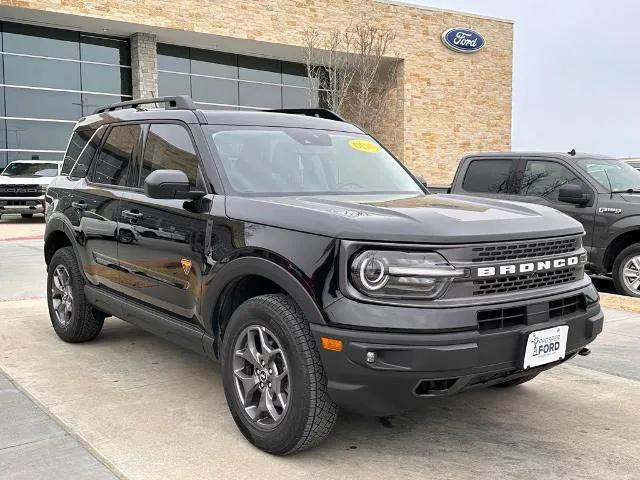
[{"x1": 86, "y1": 122, "x2": 143, "y2": 190}]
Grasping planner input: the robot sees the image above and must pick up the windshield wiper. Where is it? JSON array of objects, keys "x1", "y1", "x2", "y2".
[{"x1": 611, "y1": 188, "x2": 640, "y2": 194}]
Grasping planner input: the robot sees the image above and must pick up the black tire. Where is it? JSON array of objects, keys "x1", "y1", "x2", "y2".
[
  {"x1": 21, "y1": 213, "x2": 33, "y2": 218},
  {"x1": 47, "y1": 247, "x2": 105, "y2": 343},
  {"x1": 221, "y1": 294, "x2": 338, "y2": 455},
  {"x1": 612, "y1": 244, "x2": 640, "y2": 297},
  {"x1": 492, "y1": 372, "x2": 539, "y2": 388}
]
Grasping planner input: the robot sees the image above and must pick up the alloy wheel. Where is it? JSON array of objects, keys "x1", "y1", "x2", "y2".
[
  {"x1": 622, "y1": 255, "x2": 640, "y2": 292},
  {"x1": 232, "y1": 325, "x2": 290, "y2": 430},
  {"x1": 51, "y1": 265, "x2": 73, "y2": 327}
]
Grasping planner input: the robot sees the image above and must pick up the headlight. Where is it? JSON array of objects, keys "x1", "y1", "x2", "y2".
[{"x1": 350, "y1": 250, "x2": 468, "y2": 299}]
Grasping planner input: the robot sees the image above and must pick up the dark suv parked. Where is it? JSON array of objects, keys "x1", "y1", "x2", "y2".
[{"x1": 45, "y1": 96, "x2": 603, "y2": 454}]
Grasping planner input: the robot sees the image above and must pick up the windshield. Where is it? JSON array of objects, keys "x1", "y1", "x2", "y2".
[
  {"x1": 576, "y1": 158, "x2": 640, "y2": 192},
  {"x1": 2, "y1": 162, "x2": 59, "y2": 177},
  {"x1": 206, "y1": 127, "x2": 422, "y2": 196}
]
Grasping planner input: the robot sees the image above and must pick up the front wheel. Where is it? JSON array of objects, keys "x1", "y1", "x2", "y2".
[
  {"x1": 221, "y1": 294, "x2": 337, "y2": 455},
  {"x1": 47, "y1": 247, "x2": 106, "y2": 342},
  {"x1": 612, "y1": 244, "x2": 640, "y2": 297}
]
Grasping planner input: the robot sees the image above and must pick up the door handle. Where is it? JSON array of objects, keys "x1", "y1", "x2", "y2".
[
  {"x1": 122, "y1": 209, "x2": 143, "y2": 220},
  {"x1": 71, "y1": 201, "x2": 86, "y2": 210}
]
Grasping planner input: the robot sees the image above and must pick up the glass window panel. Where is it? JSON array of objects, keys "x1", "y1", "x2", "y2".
[
  {"x1": 5, "y1": 87, "x2": 82, "y2": 121},
  {"x1": 238, "y1": 56, "x2": 281, "y2": 83},
  {"x1": 158, "y1": 71, "x2": 191, "y2": 97},
  {"x1": 2, "y1": 22, "x2": 79, "y2": 59},
  {"x1": 0, "y1": 86, "x2": 5, "y2": 117},
  {"x1": 91, "y1": 124, "x2": 141, "y2": 186},
  {"x1": 4, "y1": 55, "x2": 81, "y2": 90},
  {"x1": 191, "y1": 76, "x2": 238, "y2": 105},
  {"x1": 462, "y1": 159, "x2": 516, "y2": 194},
  {"x1": 81, "y1": 64, "x2": 132, "y2": 95},
  {"x1": 80, "y1": 35, "x2": 130, "y2": 65},
  {"x1": 0, "y1": 118, "x2": 5, "y2": 150},
  {"x1": 140, "y1": 124, "x2": 198, "y2": 187},
  {"x1": 191, "y1": 49, "x2": 237, "y2": 78},
  {"x1": 520, "y1": 161, "x2": 587, "y2": 202},
  {"x1": 0, "y1": 152, "x2": 6, "y2": 169},
  {"x1": 239, "y1": 83, "x2": 281, "y2": 109},
  {"x1": 70, "y1": 127, "x2": 105, "y2": 178},
  {"x1": 5, "y1": 120, "x2": 74, "y2": 151},
  {"x1": 282, "y1": 87, "x2": 318, "y2": 109},
  {"x1": 81, "y1": 94, "x2": 129, "y2": 117},
  {"x1": 6, "y1": 151, "x2": 64, "y2": 163},
  {"x1": 281, "y1": 62, "x2": 310, "y2": 87},
  {"x1": 157, "y1": 43, "x2": 190, "y2": 72}
]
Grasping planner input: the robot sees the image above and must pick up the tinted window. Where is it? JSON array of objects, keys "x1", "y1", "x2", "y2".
[
  {"x1": 62, "y1": 127, "x2": 103, "y2": 176},
  {"x1": 80, "y1": 35, "x2": 130, "y2": 65},
  {"x1": 5, "y1": 120, "x2": 73, "y2": 150},
  {"x1": 4, "y1": 55, "x2": 81, "y2": 90},
  {"x1": 92, "y1": 124, "x2": 141, "y2": 186},
  {"x1": 140, "y1": 124, "x2": 198, "y2": 188},
  {"x1": 2, "y1": 22, "x2": 79, "y2": 58},
  {"x1": 191, "y1": 76, "x2": 238, "y2": 105},
  {"x1": 81, "y1": 64, "x2": 132, "y2": 95},
  {"x1": 519, "y1": 161, "x2": 586, "y2": 202},
  {"x1": 462, "y1": 159, "x2": 515, "y2": 194}
]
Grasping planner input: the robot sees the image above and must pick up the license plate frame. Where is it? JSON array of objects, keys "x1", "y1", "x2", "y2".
[{"x1": 523, "y1": 325, "x2": 569, "y2": 369}]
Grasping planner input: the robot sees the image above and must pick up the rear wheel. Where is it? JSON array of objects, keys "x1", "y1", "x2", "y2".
[
  {"x1": 492, "y1": 373, "x2": 539, "y2": 388},
  {"x1": 612, "y1": 244, "x2": 640, "y2": 297},
  {"x1": 221, "y1": 294, "x2": 337, "y2": 455},
  {"x1": 47, "y1": 247, "x2": 105, "y2": 342},
  {"x1": 21, "y1": 213, "x2": 33, "y2": 218}
]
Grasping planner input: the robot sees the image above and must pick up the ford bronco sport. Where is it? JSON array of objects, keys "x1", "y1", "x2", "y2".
[{"x1": 44, "y1": 96, "x2": 603, "y2": 454}]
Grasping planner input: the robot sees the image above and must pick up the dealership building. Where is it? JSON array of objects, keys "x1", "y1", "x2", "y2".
[{"x1": 0, "y1": 1, "x2": 512, "y2": 183}]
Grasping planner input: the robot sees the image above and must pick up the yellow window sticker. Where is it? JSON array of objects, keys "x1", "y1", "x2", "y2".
[{"x1": 349, "y1": 139, "x2": 381, "y2": 153}]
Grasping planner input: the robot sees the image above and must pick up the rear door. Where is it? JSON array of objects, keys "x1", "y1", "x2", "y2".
[
  {"x1": 117, "y1": 122, "x2": 209, "y2": 324},
  {"x1": 76, "y1": 123, "x2": 142, "y2": 292},
  {"x1": 512, "y1": 158, "x2": 597, "y2": 247},
  {"x1": 455, "y1": 157, "x2": 520, "y2": 200}
]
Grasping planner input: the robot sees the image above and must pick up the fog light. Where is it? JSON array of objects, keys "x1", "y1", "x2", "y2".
[{"x1": 366, "y1": 351, "x2": 377, "y2": 363}]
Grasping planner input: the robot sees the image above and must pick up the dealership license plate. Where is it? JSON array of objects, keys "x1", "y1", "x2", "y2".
[{"x1": 523, "y1": 325, "x2": 569, "y2": 369}]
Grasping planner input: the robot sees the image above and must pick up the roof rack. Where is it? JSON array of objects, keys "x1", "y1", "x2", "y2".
[
  {"x1": 265, "y1": 108, "x2": 345, "y2": 122},
  {"x1": 93, "y1": 95, "x2": 196, "y2": 115}
]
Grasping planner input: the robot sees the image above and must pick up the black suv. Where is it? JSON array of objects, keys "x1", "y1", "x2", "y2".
[{"x1": 44, "y1": 96, "x2": 603, "y2": 454}]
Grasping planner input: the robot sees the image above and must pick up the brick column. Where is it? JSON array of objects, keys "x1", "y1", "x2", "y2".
[{"x1": 130, "y1": 32, "x2": 158, "y2": 99}]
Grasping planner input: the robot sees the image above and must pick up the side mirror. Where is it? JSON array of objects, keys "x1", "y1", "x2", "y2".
[
  {"x1": 144, "y1": 170, "x2": 205, "y2": 200},
  {"x1": 558, "y1": 184, "x2": 591, "y2": 205}
]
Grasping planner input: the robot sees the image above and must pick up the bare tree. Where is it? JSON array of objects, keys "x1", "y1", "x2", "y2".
[{"x1": 303, "y1": 21, "x2": 398, "y2": 133}]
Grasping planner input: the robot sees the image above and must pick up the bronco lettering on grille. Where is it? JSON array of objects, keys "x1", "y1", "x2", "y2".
[{"x1": 476, "y1": 255, "x2": 581, "y2": 278}]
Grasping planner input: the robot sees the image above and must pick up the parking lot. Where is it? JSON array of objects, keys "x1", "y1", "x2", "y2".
[{"x1": 1, "y1": 215, "x2": 639, "y2": 480}]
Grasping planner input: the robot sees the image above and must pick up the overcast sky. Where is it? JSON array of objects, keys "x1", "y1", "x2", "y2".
[{"x1": 411, "y1": 0, "x2": 639, "y2": 158}]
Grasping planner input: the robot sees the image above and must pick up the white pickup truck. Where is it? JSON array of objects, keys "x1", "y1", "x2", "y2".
[{"x1": 0, "y1": 160, "x2": 62, "y2": 219}]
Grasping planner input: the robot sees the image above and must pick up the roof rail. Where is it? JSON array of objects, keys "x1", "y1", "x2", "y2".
[
  {"x1": 93, "y1": 95, "x2": 196, "y2": 115},
  {"x1": 265, "y1": 108, "x2": 345, "y2": 122}
]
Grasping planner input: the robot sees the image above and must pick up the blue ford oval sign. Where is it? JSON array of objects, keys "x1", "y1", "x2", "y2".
[{"x1": 441, "y1": 27, "x2": 485, "y2": 53}]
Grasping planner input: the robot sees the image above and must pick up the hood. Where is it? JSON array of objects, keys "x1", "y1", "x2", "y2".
[
  {"x1": 225, "y1": 193, "x2": 584, "y2": 244},
  {"x1": 0, "y1": 175, "x2": 55, "y2": 186}
]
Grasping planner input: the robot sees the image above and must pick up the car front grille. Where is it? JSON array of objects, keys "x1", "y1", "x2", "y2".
[
  {"x1": 473, "y1": 267, "x2": 580, "y2": 296},
  {"x1": 0, "y1": 185, "x2": 42, "y2": 197},
  {"x1": 470, "y1": 237, "x2": 579, "y2": 263}
]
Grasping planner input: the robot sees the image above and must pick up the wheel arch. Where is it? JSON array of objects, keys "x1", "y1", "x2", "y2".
[
  {"x1": 604, "y1": 228, "x2": 640, "y2": 273},
  {"x1": 204, "y1": 256, "x2": 327, "y2": 356},
  {"x1": 44, "y1": 218, "x2": 75, "y2": 266}
]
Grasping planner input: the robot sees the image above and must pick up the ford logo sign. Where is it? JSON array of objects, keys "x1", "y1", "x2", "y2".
[{"x1": 441, "y1": 27, "x2": 485, "y2": 54}]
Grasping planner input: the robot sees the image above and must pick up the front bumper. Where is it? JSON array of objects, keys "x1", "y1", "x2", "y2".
[
  {"x1": 311, "y1": 282, "x2": 603, "y2": 416},
  {"x1": 0, "y1": 196, "x2": 45, "y2": 215}
]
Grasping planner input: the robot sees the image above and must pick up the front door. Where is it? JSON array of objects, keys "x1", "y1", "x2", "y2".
[{"x1": 117, "y1": 122, "x2": 209, "y2": 324}]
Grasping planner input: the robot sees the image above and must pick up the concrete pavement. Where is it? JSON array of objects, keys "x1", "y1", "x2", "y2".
[{"x1": 0, "y1": 216, "x2": 639, "y2": 479}]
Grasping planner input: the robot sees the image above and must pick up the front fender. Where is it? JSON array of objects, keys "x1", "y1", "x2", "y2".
[{"x1": 202, "y1": 255, "x2": 328, "y2": 337}]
